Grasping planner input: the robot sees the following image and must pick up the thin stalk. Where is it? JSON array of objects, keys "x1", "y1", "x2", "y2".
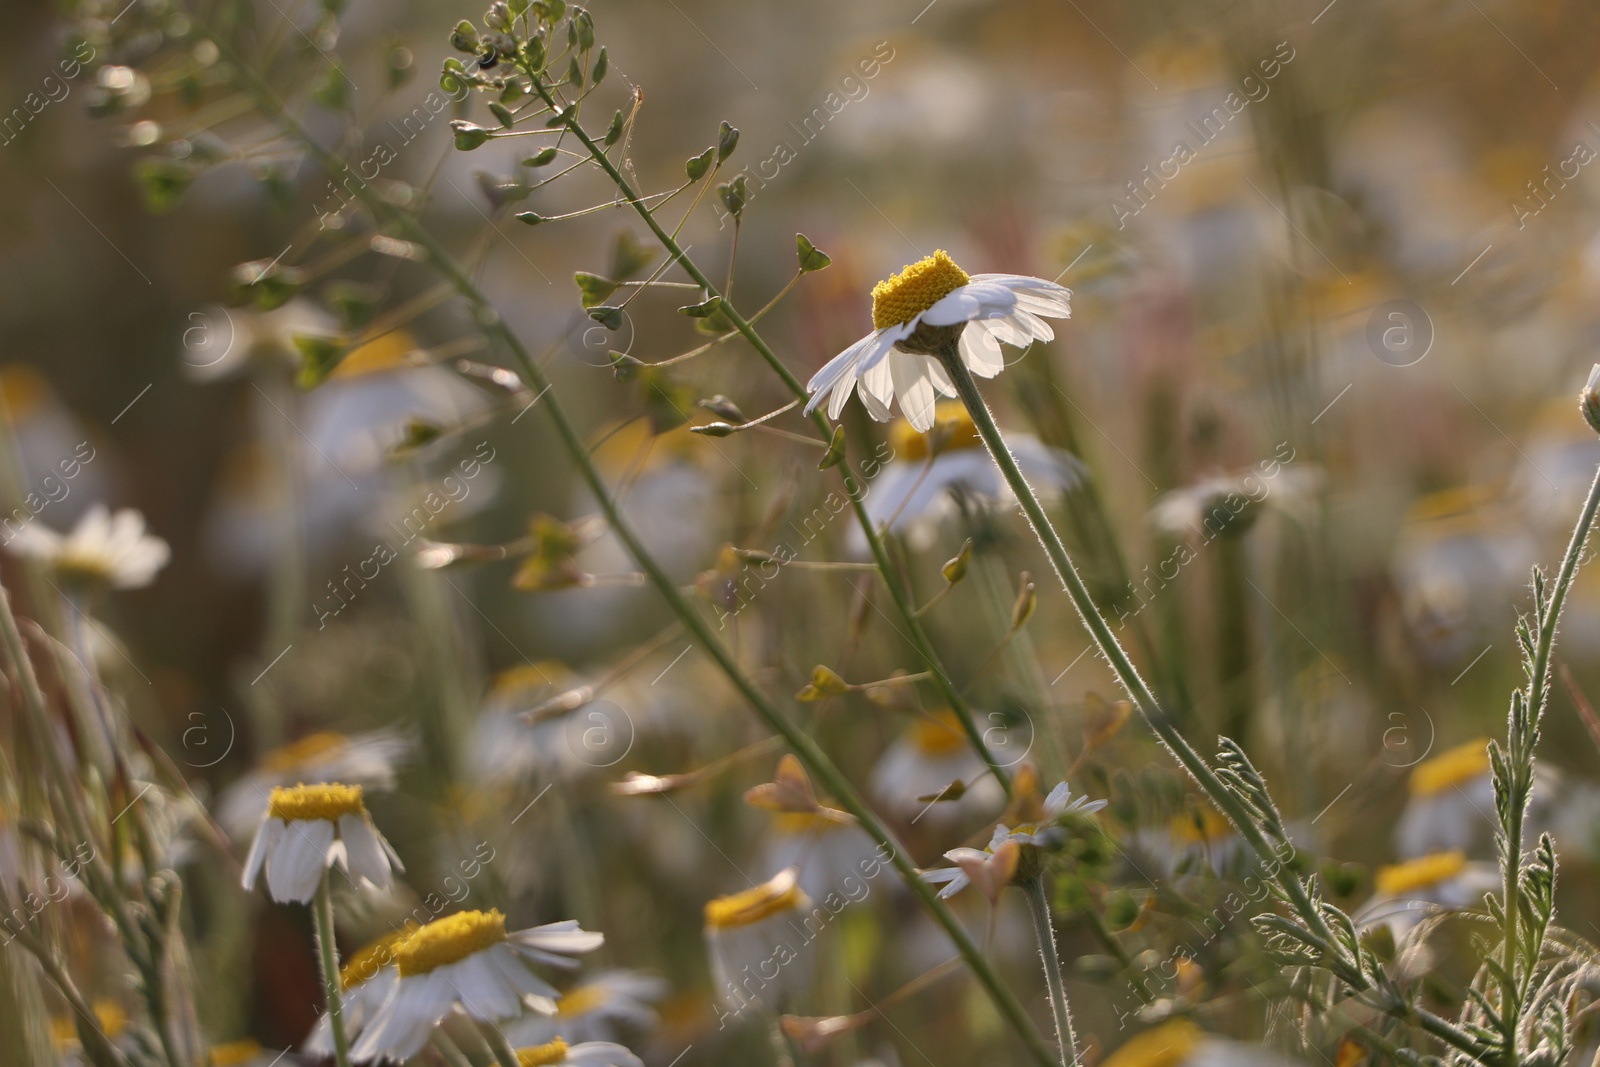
[
  {"x1": 524, "y1": 75, "x2": 1009, "y2": 793},
  {"x1": 1022, "y1": 874, "x2": 1079, "y2": 1067},
  {"x1": 312, "y1": 872, "x2": 353, "y2": 1067},
  {"x1": 201, "y1": 42, "x2": 1057, "y2": 1067},
  {"x1": 477, "y1": 1019, "x2": 523, "y2": 1067}
]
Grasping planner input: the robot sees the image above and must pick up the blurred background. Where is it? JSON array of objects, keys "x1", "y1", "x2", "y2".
[{"x1": 8, "y1": 0, "x2": 1600, "y2": 1063}]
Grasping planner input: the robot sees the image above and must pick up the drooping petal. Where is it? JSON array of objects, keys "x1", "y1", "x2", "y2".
[
  {"x1": 920, "y1": 282, "x2": 1017, "y2": 327},
  {"x1": 241, "y1": 817, "x2": 285, "y2": 891},
  {"x1": 339, "y1": 813, "x2": 394, "y2": 890},
  {"x1": 958, "y1": 321, "x2": 1006, "y2": 378},
  {"x1": 265, "y1": 817, "x2": 335, "y2": 903},
  {"x1": 890, "y1": 351, "x2": 939, "y2": 432},
  {"x1": 566, "y1": 1041, "x2": 646, "y2": 1067}
]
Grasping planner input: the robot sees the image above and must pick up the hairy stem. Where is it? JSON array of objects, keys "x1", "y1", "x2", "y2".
[
  {"x1": 313, "y1": 872, "x2": 353, "y2": 1067},
  {"x1": 1022, "y1": 874, "x2": 1079, "y2": 1067}
]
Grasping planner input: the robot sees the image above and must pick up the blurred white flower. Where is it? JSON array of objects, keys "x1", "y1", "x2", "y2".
[
  {"x1": 217, "y1": 728, "x2": 409, "y2": 838},
  {"x1": 504, "y1": 971, "x2": 666, "y2": 1047},
  {"x1": 303, "y1": 925, "x2": 413, "y2": 1059},
  {"x1": 7, "y1": 503, "x2": 169, "y2": 590},
  {"x1": 805, "y1": 251, "x2": 1070, "y2": 430},
  {"x1": 1099, "y1": 1018, "x2": 1299, "y2": 1067},
  {"x1": 179, "y1": 300, "x2": 337, "y2": 383},
  {"x1": 507, "y1": 1039, "x2": 644, "y2": 1067},
  {"x1": 763, "y1": 811, "x2": 884, "y2": 907},
  {"x1": 350, "y1": 909, "x2": 603, "y2": 1062},
  {"x1": 704, "y1": 868, "x2": 815, "y2": 1014},
  {"x1": 240, "y1": 783, "x2": 402, "y2": 904},
  {"x1": 1356, "y1": 849, "x2": 1500, "y2": 942},
  {"x1": 922, "y1": 779, "x2": 1105, "y2": 899},
  {"x1": 860, "y1": 404, "x2": 1083, "y2": 548},
  {"x1": 870, "y1": 708, "x2": 1004, "y2": 824}
]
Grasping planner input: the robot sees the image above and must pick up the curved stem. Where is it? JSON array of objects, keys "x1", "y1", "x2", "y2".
[
  {"x1": 525, "y1": 75, "x2": 1011, "y2": 793},
  {"x1": 1022, "y1": 874, "x2": 1079, "y2": 1067},
  {"x1": 312, "y1": 872, "x2": 353, "y2": 1067}
]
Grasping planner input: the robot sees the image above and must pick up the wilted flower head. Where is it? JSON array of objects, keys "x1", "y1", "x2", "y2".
[{"x1": 240, "y1": 782, "x2": 402, "y2": 903}]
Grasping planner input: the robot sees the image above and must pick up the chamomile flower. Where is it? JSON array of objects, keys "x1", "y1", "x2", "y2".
[
  {"x1": 302, "y1": 927, "x2": 413, "y2": 1059},
  {"x1": 1100, "y1": 1019, "x2": 1298, "y2": 1067},
  {"x1": 508, "y1": 1039, "x2": 644, "y2": 1067},
  {"x1": 763, "y1": 810, "x2": 884, "y2": 906},
  {"x1": 859, "y1": 404, "x2": 1084, "y2": 547},
  {"x1": 7, "y1": 503, "x2": 170, "y2": 590},
  {"x1": 870, "y1": 709, "x2": 1005, "y2": 824},
  {"x1": 805, "y1": 251, "x2": 1071, "y2": 430},
  {"x1": 922, "y1": 778, "x2": 1106, "y2": 898},
  {"x1": 504, "y1": 971, "x2": 666, "y2": 1047},
  {"x1": 240, "y1": 783, "x2": 403, "y2": 904},
  {"x1": 1356, "y1": 850, "x2": 1500, "y2": 941},
  {"x1": 350, "y1": 909, "x2": 604, "y2": 1062},
  {"x1": 704, "y1": 868, "x2": 815, "y2": 1013},
  {"x1": 217, "y1": 729, "x2": 409, "y2": 838},
  {"x1": 1394, "y1": 736, "x2": 1582, "y2": 860},
  {"x1": 1131, "y1": 806, "x2": 1247, "y2": 879}
]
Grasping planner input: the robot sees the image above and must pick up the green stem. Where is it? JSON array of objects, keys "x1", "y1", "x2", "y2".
[
  {"x1": 477, "y1": 1019, "x2": 523, "y2": 1067},
  {"x1": 312, "y1": 872, "x2": 353, "y2": 1067},
  {"x1": 1022, "y1": 874, "x2": 1078, "y2": 1067},
  {"x1": 525, "y1": 74, "x2": 1010, "y2": 793},
  {"x1": 200, "y1": 37, "x2": 1055, "y2": 1067}
]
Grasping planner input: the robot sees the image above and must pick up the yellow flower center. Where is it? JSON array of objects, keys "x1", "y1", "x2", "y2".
[
  {"x1": 556, "y1": 982, "x2": 611, "y2": 1017},
  {"x1": 516, "y1": 1039, "x2": 571, "y2": 1066},
  {"x1": 1375, "y1": 850, "x2": 1467, "y2": 895},
  {"x1": 871, "y1": 250, "x2": 971, "y2": 330},
  {"x1": 1102, "y1": 1019, "x2": 1204, "y2": 1067},
  {"x1": 704, "y1": 874, "x2": 807, "y2": 929},
  {"x1": 51, "y1": 1000, "x2": 127, "y2": 1048},
  {"x1": 261, "y1": 731, "x2": 347, "y2": 772},
  {"x1": 268, "y1": 782, "x2": 366, "y2": 822},
  {"x1": 1170, "y1": 807, "x2": 1233, "y2": 845},
  {"x1": 209, "y1": 1040, "x2": 265, "y2": 1067},
  {"x1": 340, "y1": 925, "x2": 416, "y2": 991},
  {"x1": 396, "y1": 909, "x2": 507, "y2": 977},
  {"x1": 890, "y1": 401, "x2": 983, "y2": 461},
  {"x1": 772, "y1": 811, "x2": 850, "y2": 835},
  {"x1": 1409, "y1": 738, "x2": 1490, "y2": 796},
  {"x1": 332, "y1": 330, "x2": 416, "y2": 379},
  {"x1": 910, "y1": 709, "x2": 969, "y2": 756}
]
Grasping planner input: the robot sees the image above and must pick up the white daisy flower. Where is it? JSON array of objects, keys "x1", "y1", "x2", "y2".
[
  {"x1": 869, "y1": 708, "x2": 1005, "y2": 824},
  {"x1": 350, "y1": 909, "x2": 604, "y2": 1062},
  {"x1": 504, "y1": 971, "x2": 666, "y2": 1047},
  {"x1": 1099, "y1": 1019, "x2": 1300, "y2": 1067},
  {"x1": 704, "y1": 868, "x2": 816, "y2": 1014},
  {"x1": 507, "y1": 1038, "x2": 644, "y2": 1067},
  {"x1": 240, "y1": 783, "x2": 403, "y2": 904},
  {"x1": 860, "y1": 404, "x2": 1084, "y2": 548},
  {"x1": 179, "y1": 298, "x2": 338, "y2": 382},
  {"x1": 1355, "y1": 850, "x2": 1500, "y2": 943},
  {"x1": 763, "y1": 810, "x2": 884, "y2": 908},
  {"x1": 922, "y1": 779, "x2": 1106, "y2": 899},
  {"x1": 7, "y1": 503, "x2": 170, "y2": 590},
  {"x1": 217, "y1": 729, "x2": 410, "y2": 838},
  {"x1": 1129, "y1": 806, "x2": 1247, "y2": 880},
  {"x1": 804, "y1": 251, "x2": 1071, "y2": 431},
  {"x1": 1148, "y1": 467, "x2": 1319, "y2": 539},
  {"x1": 1393, "y1": 736, "x2": 1583, "y2": 860},
  {"x1": 302, "y1": 926, "x2": 414, "y2": 1059}
]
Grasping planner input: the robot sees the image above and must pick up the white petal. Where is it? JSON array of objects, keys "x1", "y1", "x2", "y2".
[
  {"x1": 925, "y1": 359, "x2": 957, "y2": 398},
  {"x1": 339, "y1": 814, "x2": 394, "y2": 890},
  {"x1": 352, "y1": 972, "x2": 457, "y2": 1062},
  {"x1": 890, "y1": 351, "x2": 939, "y2": 432},
  {"x1": 241, "y1": 818, "x2": 285, "y2": 891},
  {"x1": 567, "y1": 1042, "x2": 646, "y2": 1067},
  {"x1": 805, "y1": 331, "x2": 877, "y2": 412},
  {"x1": 449, "y1": 950, "x2": 519, "y2": 1021},
  {"x1": 959, "y1": 322, "x2": 1006, "y2": 378},
  {"x1": 511, "y1": 920, "x2": 606, "y2": 956},
  {"x1": 265, "y1": 818, "x2": 335, "y2": 903},
  {"x1": 920, "y1": 282, "x2": 1017, "y2": 327},
  {"x1": 857, "y1": 354, "x2": 896, "y2": 421}
]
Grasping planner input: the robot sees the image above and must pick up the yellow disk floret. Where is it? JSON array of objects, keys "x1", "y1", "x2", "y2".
[
  {"x1": 517, "y1": 1039, "x2": 571, "y2": 1066},
  {"x1": 396, "y1": 909, "x2": 508, "y2": 977},
  {"x1": 1101, "y1": 1019, "x2": 1204, "y2": 1067},
  {"x1": 910, "y1": 709, "x2": 970, "y2": 757},
  {"x1": 261, "y1": 731, "x2": 347, "y2": 772},
  {"x1": 268, "y1": 782, "x2": 366, "y2": 822},
  {"x1": 890, "y1": 401, "x2": 982, "y2": 461},
  {"x1": 340, "y1": 925, "x2": 416, "y2": 991},
  {"x1": 871, "y1": 250, "x2": 971, "y2": 329},
  {"x1": 1409, "y1": 737, "x2": 1490, "y2": 796},
  {"x1": 556, "y1": 982, "x2": 611, "y2": 1018},
  {"x1": 209, "y1": 1040, "x2": 265, "y2": 1067},
  {"x1": 1375, "y1": 850, "x2": 1466, "y2": 895},
  {"x1": 704, "y1": 874, "x2": 807, "y2": 929}
]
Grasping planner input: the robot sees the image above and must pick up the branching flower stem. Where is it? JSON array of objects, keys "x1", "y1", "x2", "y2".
[
  {"x1": 521, "y1": 75, "x2": 1013, "y2": 794},
  {"x1": 203, "y1": 36, "x2": 1058, "y2": 1067}
]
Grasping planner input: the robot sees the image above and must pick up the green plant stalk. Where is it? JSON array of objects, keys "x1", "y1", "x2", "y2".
[
  {"x1": 203, "y1": 44, "x2": 1058, "y2": 1067},
  {"x1": 1500, "y1": 462, "x2": 1600, "y2": 1048},
  {"x1": 477, "y1": 1018, "x2": 525, "y2": 1067},
  {"x1": 313, "y1": 872, "x2": 354, "y2": 1067},
  {"x1": 523, "y1": 74, "x2": 1011, "y2": 793},
  {"x1": 930, "y1": 345, "x2": 1495, "y2": 1059},
  {"x1": 1021, "y1": 874, "x2": 1079, "y2": 1067}
]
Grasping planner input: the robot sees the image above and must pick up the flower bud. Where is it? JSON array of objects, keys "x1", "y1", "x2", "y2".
[{"x1": 1582, "y1": 364, "x2": 1600, "y2": 436}]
